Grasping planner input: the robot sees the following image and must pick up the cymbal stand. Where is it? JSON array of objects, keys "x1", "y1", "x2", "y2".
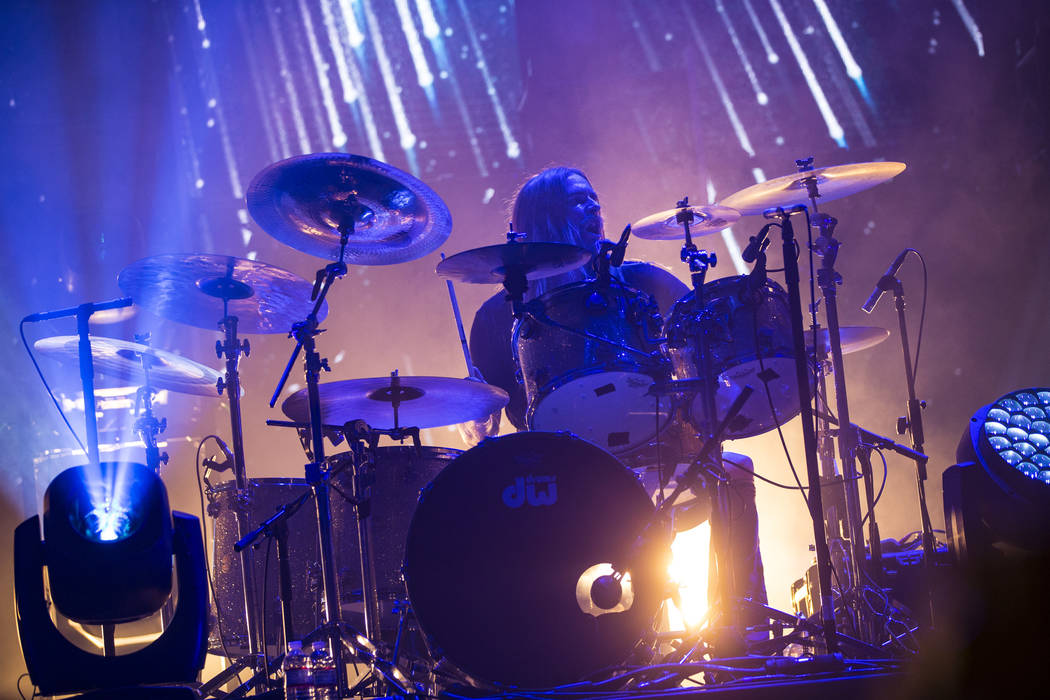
[
  {"x1": 269, "y1": 221, "x2": 391, "y2": 697},
  {"x1": 809, "y1": 209, "x2": 870, "y2": 636},
  {"x1": 198, "y1": 273, "x2": 270, "y2": 682},
  {"x1": 673, "y1": 197, "x2": 746, "y2": 636},
  {"x1": 762, "y1": 205, "x2": 839, "y2": 652},
  {"x1": 132, "y1": 334, "x2": 169, "y2": 473}
]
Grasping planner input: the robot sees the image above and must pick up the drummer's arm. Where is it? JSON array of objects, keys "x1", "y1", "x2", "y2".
[{"x1": 457, "y1": 301, "x2": 507, "y2": 447}]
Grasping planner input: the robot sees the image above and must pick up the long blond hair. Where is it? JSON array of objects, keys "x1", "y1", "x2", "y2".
[{"x1": 510, "y1": 166, "x2": 605, "y2": 299}]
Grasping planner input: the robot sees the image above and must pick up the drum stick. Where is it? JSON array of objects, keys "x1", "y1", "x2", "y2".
[{"x1": 441, "y1": 253, "x2": 476, "y2": 379}]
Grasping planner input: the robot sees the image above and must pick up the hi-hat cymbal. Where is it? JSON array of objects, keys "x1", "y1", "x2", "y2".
[
  {"x1": 436, "y1": 242, "x2": 593, "y2": 284},
  {"x1": 118, "y1": 254, "x2": 326, "y2": 334},
  {"x1": 631, "y1": 204, "x2": 741, "y2": 240},
  {"x1": 247, "y1": 152, "x2": 452, "y2": 264},
  {"x1": 35, "y1": 335, "x2": 223, "y2": 397},
  {"x1": 809, "y1": 326, "x2": 890, "y2": 356},
  {"x1": 718, "y1": 161, "x2": 907, "y2": 215},
  {"x1": 281, "y1": 376, "x2": 509, "y2": 429}
]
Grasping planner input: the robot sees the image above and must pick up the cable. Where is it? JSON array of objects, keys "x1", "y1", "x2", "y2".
[
  {"x1": 906, "y1": 249, "x2": 928, "y2": 379},
  {"x1": 16, "y1": 673, "x2": 34, "y2": 700},
  {"x1": 20, "y1": 318, "x2": 87, "y2": 455},
  {"x1": 859, "y1": 447, "x2": 889, "y2": 528}
]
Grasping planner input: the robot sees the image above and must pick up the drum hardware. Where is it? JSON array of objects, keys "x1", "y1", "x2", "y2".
[
  {"x1": 758, "y1": 204, "x2": 841, "y2": 652},
  {"x1": 810, "y1": 210, "x2": 870, "y2": 632},
  {"x1": 119, "y1": 253, "x2": 325, "y2": 686},
  {"x1": 632, "y1": 203, "x2": 740, "y2": 240},
  {"x1": 129, "y1": 335, "x2": 169, "y2": 472}
]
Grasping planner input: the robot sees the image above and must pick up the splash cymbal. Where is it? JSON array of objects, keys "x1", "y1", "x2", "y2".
[
  {"x1": 247, "y1": 152, "x2": 452, "y2": 264},
  {"x1": 117, "y1": 254, "x2": 325, "y2": 333},
  {"x1": 631, "y1": 204, "x2": 741, "y2": 240}
]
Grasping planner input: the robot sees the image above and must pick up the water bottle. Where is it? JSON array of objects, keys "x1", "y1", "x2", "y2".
[
  {"x1": 283, "y1": 640, "x2": 315, "y2": 700},
  {"x1": 310, "y1": 640, "x2": 338, "y2": 700}
]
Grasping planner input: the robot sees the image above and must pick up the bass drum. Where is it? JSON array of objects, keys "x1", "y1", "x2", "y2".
[
  {"x1": 403, "y1": 432, "x2": 669, "y2": 688},
  {"x1": 663, "y1": 275, "x2": 800, "y2": 439},
  {"x1": 514, "y1": 279, "x2": 672, "y2": 455}
]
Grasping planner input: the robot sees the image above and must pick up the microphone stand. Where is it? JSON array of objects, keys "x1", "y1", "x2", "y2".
[{"x1": 887, "y1": 275, "x2": 938, "y2": 626}]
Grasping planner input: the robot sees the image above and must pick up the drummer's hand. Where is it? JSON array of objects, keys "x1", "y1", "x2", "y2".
[
  {"x1": 458, "y1": 366, "x2": 501, "y2": 446},
  {"x1": 458, "y1": 409, "x2": 501, "y2": 447}
]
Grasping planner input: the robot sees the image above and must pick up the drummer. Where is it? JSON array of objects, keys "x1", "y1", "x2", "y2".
[{"x1": 463, "y1": 166, "x2": 767, "y2": 627}]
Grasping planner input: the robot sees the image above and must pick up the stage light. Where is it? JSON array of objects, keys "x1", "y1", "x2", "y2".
[
  {"x1": 14, "y1": 461, "x2": 208, "y2": 697},
  {"x1": 965, "y1": 388, "x2": 1050, "y2": 491},
  {"x1": 42, "y1": 462, "x2": 173, "y2": 623},
  {"x1": 946, "y1": 387, "x2": 1050, "y2": 565}
]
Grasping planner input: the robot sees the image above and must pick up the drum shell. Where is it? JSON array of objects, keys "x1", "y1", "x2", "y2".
[
  {"x1": 663, "y1": 275, "x2": 800, "y2": 438},
  {"x1": 208, "y1": 446, "x2": 458, "y2": 654},
  {"x1": 402, "y1": 432, "x2": 669, "y2": 688},
  {"x1": 514, "y1": 280, "x2": 671, "y2": 453},
  {"x1": 208, "y1": 478, "x2": 328, "y2": 656}
]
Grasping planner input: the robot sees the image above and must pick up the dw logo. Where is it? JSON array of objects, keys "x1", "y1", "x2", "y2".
[{"x1": 502, "y1": 475, "x2": 558, "y2": 508}]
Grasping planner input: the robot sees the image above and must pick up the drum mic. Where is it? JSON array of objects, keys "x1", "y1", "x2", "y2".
[
  {"x1": 590, "y1": 573, "x2": 623, "y2": 610},
  {"x1": 203, "y1": 436, "x2": 234, "y2": 472},
  {"x1": 610, "y1": 224, "x2": 632, "y2": 267},
  {"x1": 861, "y1": 249, "x2": 909, "y2": 314},
  {"x1": 741, "y1": 224, "x2": 774, "y2": 264}
]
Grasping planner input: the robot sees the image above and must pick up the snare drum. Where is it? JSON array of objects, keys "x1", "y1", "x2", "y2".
[
  {"x1": 403, "y1": 432, "x2": 669, "y2": 688},
  {"x1": 513, "y1": 279, "x2": 672, "y2": 454},
  {"x1": 663, "y1": 275, "x2": 800, "y2": 438}
]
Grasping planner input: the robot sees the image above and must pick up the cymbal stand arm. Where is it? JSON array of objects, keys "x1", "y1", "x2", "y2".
[
  {"x1": 133, "y1": 341, "x2": 169, "y2": 473},
  {"x1": 765, "y1": 205, "x2": 839, "y2": 652}
]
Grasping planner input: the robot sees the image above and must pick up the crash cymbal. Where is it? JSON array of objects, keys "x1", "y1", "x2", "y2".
[
  {"x1": 117, "y1": 254, "x2": 326, "y2": 333},
  {"x1": 719, "y1": 161, "x2": 907, "y2": 215},
  {"x1": 436, "y1": 242, "x2": 593, "y2": 284},
  {"x1": 809, "y1": 326, "x2": 890, "y2": 356},
  {"x1": 631, "y1": 204, "x2": 741, "y2": 240},
  {"x1": 246, "y1": 152, "x2": 452, "y2": 264},
  {"x1": 281, "y1": 376, "x2": 509, "y2": 429},
  {"x1": 35, "y1": 335, "x2": 222, "y2": 397}
]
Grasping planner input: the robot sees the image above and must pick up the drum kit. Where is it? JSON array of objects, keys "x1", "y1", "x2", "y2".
[{"x1": 27, "y1": 151, "x2": 922, "y2": 694}]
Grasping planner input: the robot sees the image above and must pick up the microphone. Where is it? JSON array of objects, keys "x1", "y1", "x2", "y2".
[
  {"x1": 741, "y1": 223, "x2": 773, "y2": 264},
  {"x1": 609, "y1": 224, "x2": 632, "y2": 267},
  {"x1": 861, "y1": 249, "x2": 909, "y2": 314},
  {"x1": 23, "y1": 297, "x2": 134, "y2": 323},
  {"x1": 203, "y1": 437, "x2": 234, "y2": 472}
]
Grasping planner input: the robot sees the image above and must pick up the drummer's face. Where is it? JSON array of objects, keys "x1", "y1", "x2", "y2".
[{"x1": 565, "y1": 173, "x2": 603, "y2": 250}]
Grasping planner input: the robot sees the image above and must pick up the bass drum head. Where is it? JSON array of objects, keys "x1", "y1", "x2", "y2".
[{"x1": 403, "y1": 432, "x2": 668, "y2": 688}]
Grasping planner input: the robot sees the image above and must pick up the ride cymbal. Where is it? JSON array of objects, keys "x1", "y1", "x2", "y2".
[
  {"x1": 719, "y1": 161, "x2": 907, "y2": 215},
  {"x1": 247, "y1": 152, "x2": 451, "y2": 264}
]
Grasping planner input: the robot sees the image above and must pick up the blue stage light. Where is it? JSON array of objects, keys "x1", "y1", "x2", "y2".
[{"x1": 977, "y1": 389, "x2": 1050, "y2": 486}]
